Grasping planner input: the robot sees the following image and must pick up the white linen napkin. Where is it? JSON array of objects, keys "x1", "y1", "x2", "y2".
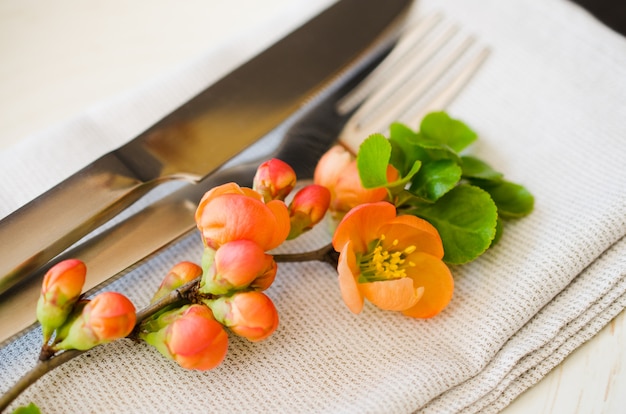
[{"x1": 1, "y1": 0, "x2": 626, "y2": 413}]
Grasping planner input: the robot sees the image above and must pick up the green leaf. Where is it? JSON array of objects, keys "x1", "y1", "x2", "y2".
[
  {"x1": 415, "y1": 184, "x2": 498, "y2": 264},
  {"x1": 386, "y1": 160, "x2": 422, "y2": 191},
  {"x1": 388, "y1": 139, "x2": 406, "y2": 174},
  {"x1": 388, "y1": 122, "x2": 427, "y2": 174},
  {"x1": 492, "y1": 217, "x2": 504, "y2": 246},
  {"x1": 388, "y1": 120, "x2": 460, "y2": 168},
  {"x1": 409, "y1": 159, "x2": 462, "y2": 202},
  {"x1": 389, "y1": 121, "x2": 418, "y2": 143},
  {"x1": 476, "y1": 180, "x2": 535, "y2": 218},
  {"x1": 356, "y1": 134, "x2": 392, "y2": 188},
  {"x1": 12, "y1": 403, "x2": 41, "y2": 414},
  {"x1": 460, "y1": 155, "x2": 504, "y2": 182},
  {"x1": 420, "y1": 111, "x2": 477, "y2": 152},
  {"x1": 413, "y1": 133, "x2": 461, "y2": 163},
  {"x1": 393, "y1": 189, "x2": 421, "y2": 209},
  {"x1": 357, "y1": 132, "x2": 422, "y2": 192}
]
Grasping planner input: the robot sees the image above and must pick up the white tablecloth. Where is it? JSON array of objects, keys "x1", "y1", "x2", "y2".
[{"x1": 1, "y1": 0, "x2": 626, "y2": 412}]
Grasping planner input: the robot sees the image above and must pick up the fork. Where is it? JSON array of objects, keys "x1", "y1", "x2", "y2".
[
  {"x1": 337, "y1": 12, "x2": 489, "y2": 152},
  {"x1": 0, "y1": 12, "x2": 490, "y2": 343},
  {"x1": 265, "y1": 11, "x2": 490, "y2": 179}
]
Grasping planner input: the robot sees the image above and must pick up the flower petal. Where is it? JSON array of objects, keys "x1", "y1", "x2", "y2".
[
  {"x1": 402, "y1": 252, "x2": 454, "y2": 318},
  {"x1": 389, "y1": 214, "x2": 441, "y2": 240},
  {"x1": 264, "y1": 199, "x2": 291, "y2": 250},
  {"x1": 313, "y1": 145, "x2": 352, "y2": 190},
  {"x1": 360, "y1": 278, "x2": 423, "y2": 311},
  {"x1": 332, "y1": 201, "x2": 397, "y2": 253},
  {"x1": 168, "y1": 305, "x2": 229, "y2": 370},
  {"x1": 379, "y1": 216, "x2": 444, "y2": 259},
  {"x1": 337, "y1": 241, "x2": 364, "y2": 314},
  {"x1": 195, "y1": 183, "x2": 263, "y2": 225},
  {"x1": 197, "y1": 194, "x2": 288, "y2": 250},
  {"x1": 196, "y1": 183, "x2": 242, "y2": 223}
]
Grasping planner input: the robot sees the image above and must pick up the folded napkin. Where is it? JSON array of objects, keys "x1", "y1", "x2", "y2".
[{"x1": 1, "y1": 0, "x2": 626, "y2": 413}]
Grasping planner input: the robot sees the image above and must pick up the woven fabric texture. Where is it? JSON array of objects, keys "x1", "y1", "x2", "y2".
[{"x1": 1, "y1": 0, "x2": 626, "y2": 412}]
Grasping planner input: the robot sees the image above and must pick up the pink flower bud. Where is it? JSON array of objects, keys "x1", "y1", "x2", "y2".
[
  {"x1": 314, "y1": 145, "x2": 398, "y2": 217},
  {"x1": 331, "y1": 161, "x2": 397, "y2": 214},
  {"x1": 55, "y1": 291, "x2": 136, "y2": 351},
  {"x1": 53, "y1": 299, "x2": 89, "y2": 343},
  {"x1": 248, "y1": 260, "x2": 278, "y2": 292},
  {"x1": 313, "y1": 145, "x2": 352, "y2": 191},
  {"x1": 36, "y1": 259, "x2": 87, "y2": 342},
  {"x1": 151, "y1": 261, "x2": 203, "y2": 303},
  {"x1": 253, "y1": 158, "x2": 297, "y2": 202},
  {"x1": 200, "y1": 241, "x2": 277, "y2": 295},
  {"x1": 140, "y1": 304, "x2": 228, "y2": 371},
  {"x1": 206, "y1": 291, "x2": 279, "y2": 342},
  {"x1": 287, "y1": 184, "x2": 331, "y2": 239},
  {"x1": 195, "y1": 182, "x2": 290, "y2": 251}
]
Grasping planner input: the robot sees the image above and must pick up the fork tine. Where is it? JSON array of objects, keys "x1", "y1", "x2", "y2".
[
  {"x1": 348, "y1": 28, "x2": 472, "y2": 129},
  {"x1": 403, "y1": 46, "x2": 490, "y2": 127},
  {"x1": 364, "y1": 36, "x2": 484, "y2": 130},
  {"x1": 337, "y1": 14, "x2": 490, "y2": 153},
  {"x1": 346, "y1": 25, "x2": 463, "y2": 117},
  {"x1": 335, "y1": 12, "x2": 444, "y2": 115}
]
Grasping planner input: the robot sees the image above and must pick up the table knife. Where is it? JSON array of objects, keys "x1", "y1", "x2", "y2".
[
  {"x1": 0, "y1": 0, "x2": 413, "y2": 296},
  {"x1": 0, "y1": 76, "x2": 374, "y2": 343}
]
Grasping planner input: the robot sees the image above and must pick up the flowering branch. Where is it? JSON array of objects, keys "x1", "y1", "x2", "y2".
[
  {"x1": 1, "y1": 112, "x2": 536, "y2": 412},
  {"x1": 0, "y1": 347, "x2": 80, "y2": 411},
  {"x1": 0, "y1": 245, "x2": 334, "y2": 412},
  {"x1": 0, "y1": 278, "x2": 194, "y2": 412},
  {"x1": 134, "y1": 278, "x2": 200, "y2": 323}
]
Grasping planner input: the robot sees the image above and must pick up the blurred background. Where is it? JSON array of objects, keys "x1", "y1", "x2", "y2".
[
  {"x1": 0, "y1": 0, "x2": 303, "y2": 150},
  {"x1": 0, "y1": 0, "x2": 624, "y2": 151},
  {"x1": 573, "y1": 0, "x2": 626, "y2": 34}
]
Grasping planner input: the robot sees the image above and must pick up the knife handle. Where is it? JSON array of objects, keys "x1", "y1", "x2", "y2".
[{"x1": 0, "y1": 152, "x2": 161, "y2": 295}]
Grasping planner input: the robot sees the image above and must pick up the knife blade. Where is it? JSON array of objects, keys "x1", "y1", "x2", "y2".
[
  {"x1": 0, "y1": 0, "x2": 413, "y2": 342},
  {"x1": 0, "y1": 0, "x2": 413, "y2": 295},
  {"x1": 0, "y1": 75, "x2": 368, "y2": 343}
]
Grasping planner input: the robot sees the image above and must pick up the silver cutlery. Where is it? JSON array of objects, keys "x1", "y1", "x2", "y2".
[
  {"x1": 0, "y1": 12, "x2": 490, "y2": 343},
  {"x1": 0, "y1": 0, "x2": 413, "y2": 296}
]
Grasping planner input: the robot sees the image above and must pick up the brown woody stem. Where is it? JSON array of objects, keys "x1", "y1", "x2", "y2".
[
  {"x1": 0, "y1": 243, "x2": 337, "y2": 412},
  {"x1": 0, "y1": 279, "x2": 196, "y2": 412},
  {"x1": 274, "y1": 242, "x2": 339, "y2": 266}
]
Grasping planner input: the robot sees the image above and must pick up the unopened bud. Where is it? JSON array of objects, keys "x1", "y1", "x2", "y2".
[
  {"x1": 151, "y1": 261, "x2": 203, "y2": 303},
  {"x1": 287, "y1": 184, "x2": 331, "y2": 239},
  {"x1": 54, "y1": 291, "x2": 136, "y2": 351},
  {"x1": 53, "y1": 299, "x2": 89, "y2": 343},
  {"x1": 195, "y1": 182, "x2": 290, "y2": 251},
  {"x1": 253, "y1": 158, "x2": 297, "y2": 202},
  {"x1": 199, "y1": 241, "x2": 277, "y2": 295},
  {"x1": 205, "y1": 291, "x2": 278, "y2": 342},
  {"x1": 140, "y1": 304, "x2": 228, "y2": 371},
  {"x1": 36, "y1": 259, "x2": 87, "y2": 343},
  {"x1": 313, "y1": 145, "x2": 352, "y2": 190}
]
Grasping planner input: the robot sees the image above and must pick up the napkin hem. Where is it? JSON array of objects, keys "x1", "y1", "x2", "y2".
[{"x1": 420, "y1": 234, "x2": 626, "y2": 412}]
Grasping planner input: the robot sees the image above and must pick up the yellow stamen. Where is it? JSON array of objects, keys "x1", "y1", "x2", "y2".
[{"x1": 358, "y1": 235, "x2": 417, "y2": 282}]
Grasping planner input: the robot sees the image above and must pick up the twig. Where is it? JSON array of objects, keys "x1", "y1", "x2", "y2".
[
  {"x1": 0, "y1": 278, "x2": 197, "y2": 412},
  {"x1": 274, "y1": 242, "x2": 339, "y2": 266},
  {"x1": 0, "y1": 244, "x2": 338, "y2": 412}
]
